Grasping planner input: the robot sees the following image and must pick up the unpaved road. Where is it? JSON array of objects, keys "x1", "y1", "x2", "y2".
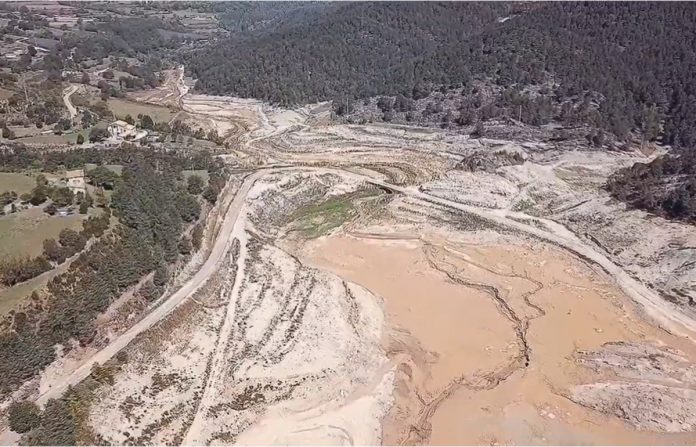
[
  {"x1": 181, "y1": 225, "x2": 247, "y2": 444},
  {"x1": 35, "y1": 170, "x2": 265, "y2": 406},
  {"x1": 62, "y1": 84, "x2": 78, "y2": 120}
]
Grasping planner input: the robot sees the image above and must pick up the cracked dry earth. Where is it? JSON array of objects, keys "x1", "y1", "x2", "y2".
[{"x1": 71, "y1": 88, "x2": 696, "y2": 445}]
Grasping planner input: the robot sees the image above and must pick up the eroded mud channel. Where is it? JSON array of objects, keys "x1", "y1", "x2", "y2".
[
  {"x1": 269, "y1": 169, "x2": 696, "y2": 445},
  {"x1": 298, "y1": 230, "x2": 696, "y2": 445}
]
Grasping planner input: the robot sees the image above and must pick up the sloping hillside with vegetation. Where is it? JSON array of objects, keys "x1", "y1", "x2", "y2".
[
  {"x1": 0, "y1": 144, "x2": 225, "y2": 398},
  {"x1": 607, "y1": 153, "x2": 696, "y2": 223},
  {"x1": 184, "y1": 2, "x2": 696, "y2": 147}
]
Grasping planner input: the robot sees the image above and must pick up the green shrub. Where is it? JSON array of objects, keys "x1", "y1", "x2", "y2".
[{"x1": 7, "y1": 400, "x2": 41, "y2": 434}]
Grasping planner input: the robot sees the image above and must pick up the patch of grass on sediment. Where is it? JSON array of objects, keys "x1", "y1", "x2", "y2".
[{"x1": 290, "y1": 189, "x2": 380, "y2": 238}]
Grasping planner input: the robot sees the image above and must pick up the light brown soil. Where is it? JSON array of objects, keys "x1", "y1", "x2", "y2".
[{"x1": 300, "y1": 231, "x2": 696, "y2": 445}]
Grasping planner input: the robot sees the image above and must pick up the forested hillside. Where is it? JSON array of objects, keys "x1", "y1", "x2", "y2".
[
  {"x1": 184, "y1": 2, "x2": 696, "y2": 147},
  {"x1": 0, "y1": 144, "x2": 225, "y2": 398},
  {"x1": 184, "y1": 2, "x2": 503, "y2": 103}
]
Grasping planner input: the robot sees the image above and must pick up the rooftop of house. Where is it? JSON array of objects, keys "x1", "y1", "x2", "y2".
[
  {"x1": 64, "y1": 169, "x2": 84, "y2": 179},
  {"x1": 111, "y1": 120, "x2": 136, "y2": 131}
]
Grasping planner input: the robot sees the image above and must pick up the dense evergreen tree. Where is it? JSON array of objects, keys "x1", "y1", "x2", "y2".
[
  {"x1": 7, "y1": 401, "x2": 41, "y2": 434},
  {"x1": 0, "y1": 144, "x2": 226, "y2": 397},
  {"x1": 187, "y1": 174, "x2": 204, "y2": 195}
]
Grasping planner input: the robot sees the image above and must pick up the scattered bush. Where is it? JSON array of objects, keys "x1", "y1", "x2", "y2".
[
  {"x1": 203, "y1": 185, "x2": 219, "y2": 204},
  {"x1": 82, "y1": 212, "x2": 110, "y2": 238},
  {"x1": 58, "y1": 228, "x2": 87, "y2": 254},
  {"x1": 607, "y1": 153, "x2": 696, "y2": 223},
  {"x1": 178, "y1": 237, "x2": 192, "y2": 255},
  {"x1": 29, "y1": 185, "x2": 48, "y2": 206},
  {"x1": 0, "y1": 256, "x2": 51, "y2": 286},
  {"x1": 153, "y1": 263, "x2": 168, "y2": 287},
  {"x1": 43, "y1": 202, "x2": 56, "y2": 215},
  {"x1": 191, "y1": 223, "x2": 204, "y2": 251},
  {"x1": 51, "y1": 187, "x2": 74, "y2": 208},
  {"x1": 138, "y1": 279, "x2": 160, "y2": 301},
  {"x1": 175, "y1": 191, "x2": 201, "y2": 223},
  {"x1": 43, "y1": 238, "x2": 65, "y2": 264},
  {"x1": 88, "y1": 127, "x2": 109, "y2": 143}
]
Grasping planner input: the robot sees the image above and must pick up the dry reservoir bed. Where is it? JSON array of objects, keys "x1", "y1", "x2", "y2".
[
  {"x1": 8, "y1": 77, "x2": 696, "y2": 446},
  {"x1": 299, "y1": 230, "x2": 696, "y2": 445},
  {"x1": 66, "y1": 169, "x2": 696, "y2": 445}
]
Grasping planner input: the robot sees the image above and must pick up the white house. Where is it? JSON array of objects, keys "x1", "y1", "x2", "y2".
[
  {"x1": 64, "y1": 169, "x2": 86, "y2": 195},
  {"x1": 108, "y1": 120, "x2": 137, "y2": 140}
]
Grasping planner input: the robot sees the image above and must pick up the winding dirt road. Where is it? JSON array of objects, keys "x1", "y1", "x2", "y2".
[{"x1": 62, "y1": 84, "x2": 79, "y2": 120}]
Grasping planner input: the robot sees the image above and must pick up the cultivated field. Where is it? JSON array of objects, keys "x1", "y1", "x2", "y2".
[
  {"x1": 0, "y1": 173, "x2": 36, "y2": 195},
  {"x1": 107, "y1": 98, "x2": 175, "y2": 123}
]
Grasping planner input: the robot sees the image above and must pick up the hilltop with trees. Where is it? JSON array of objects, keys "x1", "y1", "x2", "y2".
[{"x1": 184, "y1": 2, "x2": 696, "y2": 147}]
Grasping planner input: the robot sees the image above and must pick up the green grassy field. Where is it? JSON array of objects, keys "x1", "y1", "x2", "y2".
[
  {"x1": 0, "y1": 207, "x2": 106, "y2": 316},
  {"x1": 0, "y1": 172, "x2": 36, "y2": 194},
  {"x1": 289, "y1": 190, "x2": 382, "y2": 238},
  {"x1": 107, "y1": 98, "x2": 174, "y2": 123},
  {"x1": 15, "y1": 133, "x2": 71, "y2": 145},
  {"x1": 0, "y1": 207, "x2": 86, "y2": 259},
  {"x1": 291, "y1": 196, "x2": 357, "y2": 238},
  {"x1": 290, "y1": 189, "x2": 385, "y2": 238}
]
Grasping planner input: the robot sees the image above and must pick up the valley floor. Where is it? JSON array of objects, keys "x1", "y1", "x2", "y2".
[{"x1": 5, "y1": 70, "x2": 696, "y2": 445}]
